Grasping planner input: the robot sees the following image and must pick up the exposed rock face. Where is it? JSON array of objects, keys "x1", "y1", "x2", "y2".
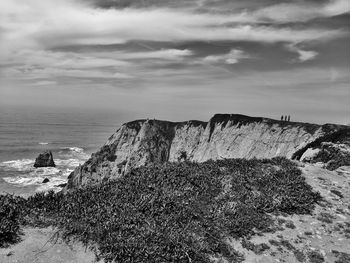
[
  {"x1": 300, "y1": 148, "x2": 321, "y2": 162},
  {"x1": 34, "y1": 151, "x2": 56, "y2": 168},
  {"x1": 67, "y1": 114, "x2": 350, "y2": 188}
]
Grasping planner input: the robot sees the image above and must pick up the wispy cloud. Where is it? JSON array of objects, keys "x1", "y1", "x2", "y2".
[
  {"x1": 203, "y1": 49, "x2": 250, "y2": 64},
  {"x1": 286, "y1": 44, "x2": 318, "y2": 63},
  {"x1": 31, "y1": 80, "x2": 57, "y2": 86},
  {"x1": 108, "y1": 49, "x2": 193, "y2": 60},
  {"x1": 0, "y1": 0, "x2": 345, "y2": 52},
  {"x1": 253, "y1": 0, "x2": 350, "y2": 23}
]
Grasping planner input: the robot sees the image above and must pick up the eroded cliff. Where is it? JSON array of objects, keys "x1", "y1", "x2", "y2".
[{"x1": 67, "y1": 114, "x2": 350, "y2": 188}]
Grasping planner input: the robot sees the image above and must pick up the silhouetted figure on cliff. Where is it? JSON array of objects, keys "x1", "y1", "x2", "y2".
[
  {"x1": 288, "y1": 115, "x2": 290, "y2": 122},
  {"x1": 284, "y1": 115, "x2": 287, "y2": 121},
  {"x1": 281, "y1": 115, "x2": 283, "y2": 121}
]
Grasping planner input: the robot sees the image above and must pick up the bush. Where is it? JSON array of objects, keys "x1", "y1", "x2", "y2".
[
  {"x1": 0, "y1": 195, "x2": 25, "y2": 247},
  {"x1": 0, "y1": 158, "x2": 321, "y2": 262}
]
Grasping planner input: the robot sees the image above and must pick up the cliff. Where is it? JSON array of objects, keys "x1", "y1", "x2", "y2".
[{"x1": 67, "y1": 114, "x2": 350, "y2": 188}]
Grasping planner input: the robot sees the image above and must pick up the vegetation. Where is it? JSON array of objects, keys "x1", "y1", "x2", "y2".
[
  {"x1": 241, "y1": 239, "x2": 269, "y2": 255},
  {"x1": 307, "y1": 250, "x2": 325, "y2": 263},
  {"x1": 311, "y1": 143, "x2": 350, "y2": 170},
  {"x1": 0, "y1": 157, "x2": 321, "y2": 262},
  {"x1": 0, "y1": 195, "x2": 25, "y2": 247},
  {"x1": 333, "y1": 251, "x2": 350, "y2": 263},
  {"x1": 316, "y1": 212, "x2": 335, "y2": 224}
]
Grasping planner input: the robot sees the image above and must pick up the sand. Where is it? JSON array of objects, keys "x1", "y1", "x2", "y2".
[{"x1": 0, "y1": 227, "x2": 102, "y2": 263}]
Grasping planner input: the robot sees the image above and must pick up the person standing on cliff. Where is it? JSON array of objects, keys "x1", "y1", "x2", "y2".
[
  {"x1": 288, "y1": 115, "x2": 290, "y2": 122},
  {"x1": 281, "y1": 115, "x2": 284, "y2": 121}
]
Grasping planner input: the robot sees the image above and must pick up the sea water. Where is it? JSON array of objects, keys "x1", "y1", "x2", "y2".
[{"x1": 0, "y1": 106, "x2": 125, "y2": 197}]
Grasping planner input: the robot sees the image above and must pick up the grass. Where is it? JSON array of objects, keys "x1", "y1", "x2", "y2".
[{"x1": 0, "y1": 157, "x2": 321, "y2": 262}]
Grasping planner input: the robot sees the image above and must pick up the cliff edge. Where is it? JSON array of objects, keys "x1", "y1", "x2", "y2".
[{"x1": 67, "y1": 114, "x2": 350, "y2": 188}]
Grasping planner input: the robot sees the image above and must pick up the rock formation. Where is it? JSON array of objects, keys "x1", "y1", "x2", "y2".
[
  {"x1": 42, "y1": 178, "x2": 50, "y2": 184},
  {"x1": 34, "y1": 151, "x2": 56, "y2": 168},
  {"x1": 67, "y1": 114, "x2": 350, "y2": 189}
]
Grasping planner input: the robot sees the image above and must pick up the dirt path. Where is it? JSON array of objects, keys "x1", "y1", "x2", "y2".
[
  {"x1": 0, "y1": 227, "x2": 102, "y2": 263},
  {"x1": 229, "y1": 163, "x2": 350, "y2": 263}
]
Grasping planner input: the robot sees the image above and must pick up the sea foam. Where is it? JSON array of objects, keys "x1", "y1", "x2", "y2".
[
  {"x1": 0, "y1": 159, "x2": 34, "y2": 171},
  {"x1": 1, "y1": 146, "x2": 88, "y2": 192},
  {"x1": 3, "y1": 176, "x2": 44, "y2": 186}
]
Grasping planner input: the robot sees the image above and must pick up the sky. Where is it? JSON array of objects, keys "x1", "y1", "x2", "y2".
[{"x1": 0, "y1": 0, "x2": 349, "y2": 124}]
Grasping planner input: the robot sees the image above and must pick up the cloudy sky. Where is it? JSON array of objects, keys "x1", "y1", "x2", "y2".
[{"x1": 0, "y1": 0, "x2": 349, "y2": 124}]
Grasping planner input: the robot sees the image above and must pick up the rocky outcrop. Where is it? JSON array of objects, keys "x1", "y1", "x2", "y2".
[
  {"x1": 34, "y1": 151, "x2": 56, "y2": 168},
  {"x1": 67, "y1": 114, "x2": 350, "y2": 188}
]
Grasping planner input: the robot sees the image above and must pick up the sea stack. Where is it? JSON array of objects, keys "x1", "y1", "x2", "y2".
[{"x1": 34, "y1": 150, "x2": 56, "y2": 168}]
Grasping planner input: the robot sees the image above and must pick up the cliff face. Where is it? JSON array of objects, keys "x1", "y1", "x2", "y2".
[{"x1": 67, "y1": 114, "x2": 350, "y2": 188}]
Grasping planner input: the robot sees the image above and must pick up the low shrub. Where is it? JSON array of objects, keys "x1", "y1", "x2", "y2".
[
  {"x1": 0, "y1": 157, "x2": 321, "y2": 262},
  {"x1": 308, "y1": 250, "x2": 325, "y2": 263},
  {"x1": 0, "y1": 195, "x2": 25, "y2": 247}
]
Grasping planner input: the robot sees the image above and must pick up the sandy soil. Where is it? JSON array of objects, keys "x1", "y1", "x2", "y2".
[
  {"x1": 0, "y1": 227, "x2": 102, "y2": 263},
  {"x1": 229, "y1": 163, "x2": 350, "y2": 263}
]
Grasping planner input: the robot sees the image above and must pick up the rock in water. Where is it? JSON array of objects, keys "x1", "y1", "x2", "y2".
[
  {"x1": 42, "y1": 178, "x2": 50, "y2": 183},
  {"x1": 34, "y1": 151, "x2": 56, "y2": 168}
]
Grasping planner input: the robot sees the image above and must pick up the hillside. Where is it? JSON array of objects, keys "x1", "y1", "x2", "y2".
[
  {"x1": 67, "y1": 114, "x2": 350, "y2": 188},
  {"x1": 1, "y1": 159, "x2": 349, "y2": 263}
]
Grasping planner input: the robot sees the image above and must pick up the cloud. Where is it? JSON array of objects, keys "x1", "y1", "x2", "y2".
[
  {"x1": 0, "y1": 0, "x2": 345, "y2": 53},
  {"x1": 2, "y1": 64, "x2": 134, "y2": 81},
  {"x1": 0, "y1": 0, "x2": 348, "y2": 86},
  {"x1": 203, "y1": 49, "x2": 250, "y2": 64},
  {"x1": 108, "y1": 49, "x2": 193, "y2": 60},
  {"x1": 31, "y1": 80, "x2": 57, "y2": 86},
  {"x1": 286, "y1": 44, "x2": 318, "y2": 62},
  {"x1": 249, "y1": 0, "x2": 350, "y2": 23},
  {"x1": 323, "y1": 0, "x2": 350, "y2": 17},
  {"x1": 0, "y1": 48, "x2": 194, "y2": 81}
]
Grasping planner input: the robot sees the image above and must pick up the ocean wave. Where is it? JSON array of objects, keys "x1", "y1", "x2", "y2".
[
  {"x1": 55, "y1": 158, "x2": 83, "y2": 167},
  {"x1": 0, "y1": 159, "x2": 34, "y2": 171},
  {"x1": 1, "y1": 156, "x2": 84, "y2": 172},
  {"x1": 3, "y1": 174, "x2": 68, "y2": 192},
  {"x1": 35, "y1": 177, "x2": 68, "y2": 193},
  {"x1": 38, "y1": 142, "x2": 49, "y2": 145},
  {"x1": 62, "y1": 168, "x2": 74, "y2": 177},
  {"x1": 30, "y1": 167, "x2": 61, "y2": 177},
  {"x1": 58, "y1": 146, "x2": 90, "y2": 160},
  {"x1": 1, "y1": 146, "x2": 86, "y2": 192},
  {"x1": 3, "y1": 167, "x2": 70, "y2": 191},
  {"x1": 3, "y1": 176, "x2": 44, "y2": 186},
  {"x1": 61, "y1": 146, "x2": 84, "y2": 153}
]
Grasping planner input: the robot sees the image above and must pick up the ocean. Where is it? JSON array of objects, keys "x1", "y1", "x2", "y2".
[{"x1": 0, "y1": 106, "x2": 126, "y2": 197}]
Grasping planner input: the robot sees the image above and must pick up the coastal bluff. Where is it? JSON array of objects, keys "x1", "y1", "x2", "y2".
[{"x1": 67, "y1": 114, "x2": 350, "y2": 188}]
